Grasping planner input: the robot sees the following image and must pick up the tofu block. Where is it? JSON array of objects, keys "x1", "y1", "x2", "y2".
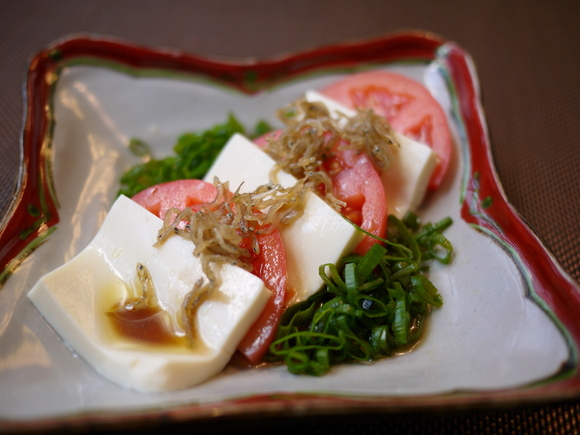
[
  {"x1": 204, "y1": 133, "x2": 296, "y2": 190},
  {"x1": 382, "y1": 132, "x2": 437, "y2": 219},
  {"x1": 28, "y1": 195, "x2": 271, "y2": 392},
  {"x1": 204, "y1": 133, "x2": 363, "y2": 302}
]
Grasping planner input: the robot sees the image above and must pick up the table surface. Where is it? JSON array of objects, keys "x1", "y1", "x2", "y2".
[{"x1": 1, "y1": 1, "x2": 579, "y2": 433}]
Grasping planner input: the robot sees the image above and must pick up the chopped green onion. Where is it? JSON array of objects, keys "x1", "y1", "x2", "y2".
[{"x1": 267, "y1": 213, "x2": 453, "y2": 376}]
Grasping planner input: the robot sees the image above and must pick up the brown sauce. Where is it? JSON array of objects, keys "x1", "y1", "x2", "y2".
[
  {"x1": 98, "y1": 278, "x2": 204, "y2": 354},
  {"x1": 108, "y1": 305, "x2": 185, "y2": 347}
]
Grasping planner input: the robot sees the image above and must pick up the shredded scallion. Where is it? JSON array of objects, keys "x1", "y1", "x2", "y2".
[{"x1": 267, "y1": 213, "x2": 452, "y2": 376}]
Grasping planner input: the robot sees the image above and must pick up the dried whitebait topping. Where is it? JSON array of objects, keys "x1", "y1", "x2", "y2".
[
  {"x1": 268, "y1": 97, "x2": 399, "y2": 179},
  {"x1": 108, "y1": 262, "x2": 172, "y2": 335},
  {"x1": 110, "y1": 262, "x2": 156, "y2": 313},
  {"x1": 342, "y1": 108, "x2": 399, "y2": 170},
  {"x1": 154, "y1": 177, "x2": 315, "y2": 344}
]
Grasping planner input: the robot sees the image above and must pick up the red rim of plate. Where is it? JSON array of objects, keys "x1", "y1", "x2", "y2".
[{"x1": 1, "y1": 31, "x2": 580, "y2": 431}]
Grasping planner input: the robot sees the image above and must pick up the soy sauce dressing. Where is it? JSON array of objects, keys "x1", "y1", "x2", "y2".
[
  {"x1": 108, "y1": 305, "x2": 186, "y2": 347},
  {"x1": 98, "y1": 277, "x2": 198, "y2": 353}
]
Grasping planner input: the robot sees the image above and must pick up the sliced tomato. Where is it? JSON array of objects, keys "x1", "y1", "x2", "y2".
[
  {"x1": 321, "y1": 70, "x2": 452, "y2": 189},
  {"x1": 235, "y1": 228, "x2": 287, "y2": 362},
  {"x1": 322, "y1": 142, "x2": 387, "y2": 255},
  {"x1": 131, "y1": 179, "x2": 217, "y2": 217},
  {"x1": 254, "y1": 132, "x2": 387, "y2": 254},
  {"x1": 131, "y1": 179, "x2": 287, "y2": 363}
]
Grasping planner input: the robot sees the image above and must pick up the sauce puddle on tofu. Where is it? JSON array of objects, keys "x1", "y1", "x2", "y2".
[
  {"x1": 97, "y1": 278, "x2": 206, "y2": 354},
  {"x1": 108, "y1": 305, "x2": 186, "y2": 347}
]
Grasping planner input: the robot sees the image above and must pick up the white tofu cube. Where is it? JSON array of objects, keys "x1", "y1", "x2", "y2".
[{"x1": 28, "y1": 195, "x2": 271, "y2": 392}]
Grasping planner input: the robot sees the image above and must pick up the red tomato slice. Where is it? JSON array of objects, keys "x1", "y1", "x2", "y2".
[
  {"x1": 323, "y1": 143, "x2": 387, "y2": 255},
  {"x1": 255, "y1": 132, "x2": 387, "y2": 254},
  {"x1": 235, "y1": 229, "x2": 287, "y2": 362},
  {"x1": 321, "y1": 71, "x2": 452, "y2": 189},
  {"x1": 131, "y1": 179, "x2": 287, "y2": 363},
  {"x1": 131, "y1": 179, "x2": 217, "y2": 217}
]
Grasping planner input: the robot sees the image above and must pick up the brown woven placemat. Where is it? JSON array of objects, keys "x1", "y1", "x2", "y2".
[{"x1": 1, "y1": 1, "x2": 579, "y2": 433}]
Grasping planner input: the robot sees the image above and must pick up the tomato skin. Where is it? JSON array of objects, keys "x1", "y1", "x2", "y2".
[
  {"x1": 131, "y1": 179, "x2": 287, "y2": 363},
  {"x1": 321, "y1": 70, "x2": 452, "y2": 189},
  {"x1": 324, "y1": 144, "x2": 387, "y2": 255},
  {"x1": 236, "y1": 229, "x2": 287, "y2": 361},
  {"x1": 131, "y1": 179, "x2": 218, "y2": 217}
]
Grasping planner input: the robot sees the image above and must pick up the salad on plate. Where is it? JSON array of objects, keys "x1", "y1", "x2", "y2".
[
  {"x1": 28, "y1": 71, "x2": 455, "y2": 392},
  {"x1": 0, "y1": 34, "x2": 576, "y2": 426}
]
